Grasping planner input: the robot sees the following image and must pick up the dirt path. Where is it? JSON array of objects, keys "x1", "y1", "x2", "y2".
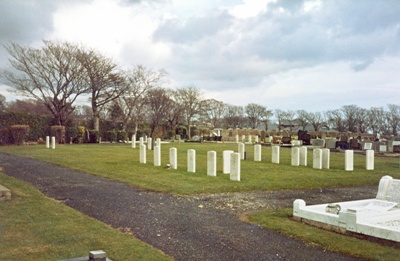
[{"x1": 0, "y1": 152, "x2": 369, "y2": 261}]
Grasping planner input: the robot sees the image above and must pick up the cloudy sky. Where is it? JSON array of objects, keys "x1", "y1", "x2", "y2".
[{"x1": 0, "y1": 0, "x2": 399, "y2": 112}]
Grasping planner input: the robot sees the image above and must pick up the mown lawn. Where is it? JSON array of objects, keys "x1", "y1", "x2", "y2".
[
  {"x1": 0, "y1": 172, "x2": 172, "y2": 261},
  {"x1": 0, "y1": 142, "x2": 399, "y2": 195}
]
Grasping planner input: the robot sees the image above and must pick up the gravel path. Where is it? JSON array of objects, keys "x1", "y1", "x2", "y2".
[{"x1": 0, "y1": 152, "x2": 372, "y2": 261}]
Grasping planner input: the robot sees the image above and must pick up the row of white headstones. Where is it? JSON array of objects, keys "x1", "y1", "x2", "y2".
[{"x1": 133, "y1": 137, "x2": 375, "y2": 182}]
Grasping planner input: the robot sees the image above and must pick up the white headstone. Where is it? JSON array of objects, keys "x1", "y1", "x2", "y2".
[
  {"x1": 379, "y1": 145, "x2": 387, "y2": 152},
  {"x1": 322, "y1": 148, "x2": 330, "y2": 169},
  {"x1": 248, "y1": 135, "x2": 252, "y2": 144},
  {"x1": 242, "y1": 135, "x2": 246, "y2": 142},
  {"x1": 207, "y1": 151, "x2": 217, "y2": 176},
  {"x1": 154, "y1": 145, "x2": 161, "y2": 166},
  {"x1": 300, "y1": 146, "x2": 307, "y2": 166},
  {"x1": 187, "y1": 149, "x2": 196, "y2": 173},
  {"x1": 51, "y1": 136, "x2": 56, "y2": 149},
  {"x1": 46, "y1": 136, "x2": 50, "y2": 149},
  {"x1": 169, "y1": 147, "x2": 177, "y2": 169},
  {"x1": 291, "y1": 147, "x2": 300, "y2": 166},
  {"x1": 255, "y1": 136, "x2": 259, "y2": 143},
  {"x1": 366, "y1": 149, "x2": 374, "y2": 170},
  {"x1": 272, "y1": 145, "x2": 280, "y2": 164},
  {"x1": 140, "y1": 144, "x2": 146, "y2": 164},
  {"x1": 345, "y1": 150, "x2": 354, "y2": 171},
  {"x1": 132, "y1": 134, "x2": 136, "y2": 148},
  {"x1": 139, "y1": 137, "x2": 144, "y2": 146},
  {"x1": 313, "y1": 149, "x2": 322, "y2": 169},
  {"x1": 254, "y1": 144, "x2": 262, "y2": 162},
  {"x1": 147, "y1": 137, "x2": 152, "y2": 150},
  {"x1": 156, "y1": 138, "x2": 161, "y2": 147},
  {"x1": 223, "y1": 150, "x2": 234, "y2": 174},
  {"x1": 235, "y1": 134, "x2": 239, "y2": 143},
  {"x1": 230, "y1": 152, "x2": 241, "y2": 181},
  {"x1": 364, "y1": 142, "x2": 372, "y2": 150},
  {"x1": 238, "y1": 142, "x2": 245, "y2": 160}
]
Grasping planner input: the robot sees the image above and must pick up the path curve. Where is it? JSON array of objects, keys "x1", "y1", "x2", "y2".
[{"x1": 0, "y1": 153, "x2": 365, "y2": 261}]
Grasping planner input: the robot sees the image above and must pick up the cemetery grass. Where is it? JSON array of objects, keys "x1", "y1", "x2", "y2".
[
  {"x1": 0, "y1": 143, "x2": 399, "y2": 195},
  {"x1": 248, "y1": 208, "x2": 400, "y2": 261},
  {"x1": 0, "y1": 172, "x2": 172, "y2": 261}
]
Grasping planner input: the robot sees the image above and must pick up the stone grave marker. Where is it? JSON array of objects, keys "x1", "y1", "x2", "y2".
[
  {"x1": 322, "y1": 148, "x2": 330, "y2": 169},
  {"x1": 154, "y1": 145, "x2": 161, "y2": 166},
  {"x1": 187, "y1": 149, "x2": 196, "y2": 173},
  {"x1": 313, "y1": 149, "x2": 322, "y2": 169},
  {"x1": 132, "y1": 134, "x2": 136, "y2": 148},
  {"x1": 223, "y1": 150, "x2": 234, "y2": 174},
  {"x1": 46, "y1": 136, "x2": 50, "y2": 148},
  {"x1": 291, "y1": 147, "x2": 300, "y2": 166},
  {"x1": 254, "y1": 144, "x2": 262, "y2": 162},
  {"x1": 51, "y1": 136, "x2": 56, "y2": 149},
  {"x1": 238, "y1": 142, "x2": 245, "y2": 160},
  {"x1": 272, "y1": 145, "x2": 280, "y2": 164},
  {"x1": 207, "y1": 151, "x2": 217, "y2": 176},
  {"x1": 300, "y1": 146, "x2": 307, "y2": 166},
  {"x1": 230, "y1": 152, "x2": 241, "y2": 181},
  {"x1": 147, "y1": 137, "x2": 152, "y2": 150},
  {"x1": 140, "y1": 144, "x2": 146, "y2": 164},
  {"x1": 345, "y1": 150, "x2": 354, "y2": 171},
  {"x1": 366, "y1": 149, "x2": 374, "y2": 170},
  {"x1": 169, "y1": 147, "x2": 177, "y2": 169}
]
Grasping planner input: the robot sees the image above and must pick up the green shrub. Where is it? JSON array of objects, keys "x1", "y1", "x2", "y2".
[
  {"x1": 10, "y1": 125, "x2": 30, "y2": 145},
  {"x1": 117, "y1": 131, "x2": 127, "y2": 142},
  {"x1": 0, "y1": 128, "x2": 12, "y2": 145},
  {"x1": 88, "y1": 130, "x2": 99, "y2": 143}
]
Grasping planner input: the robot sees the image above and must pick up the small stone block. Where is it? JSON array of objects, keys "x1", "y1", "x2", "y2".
[{"x1": 89, "y1": 250, "x2": 106, "y2": 261}]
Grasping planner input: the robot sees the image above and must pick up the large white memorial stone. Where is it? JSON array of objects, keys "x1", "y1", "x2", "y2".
[
  {"x1": 230, "y1": 152, "x2": 240, "y2": 181},
  {"x1": 293, "y1": 176, "x2": 400, "y2": 243},
  {"x1": 313, "y1": 149, "x2": 322, "y2": 169},
  {"x1": 322, "y1": 148, "x2": 330, "y2": 169},
  {"x1": 187, "y1": 149, "x2": 196, "y2": 173},
  {"x1": 207, "y1": 151, "x2": 217, "y2": 177},
  {"x1": 140, "y1": 144, "x2": 146, "y2": 164},
  {"x1": 272, "y1": 145, "x2": 280, "y2": 164},
  {"x1": 345, "y1": 150, "x2": 354, "y2": 171},
  {"x1": 291, "y1": 147, "x2": 300, "y2": 166},
  {"x1": 254, "y1": 144, "x2": 262, "y2": 162},
  {"x1": 154, "y1": 145, "x2": 161, "y2": 166},
  {"x1": 169, "y1": 147, "x2": 177, "y2": 169},
  {"x1": 300, "y1": 146, "x2": 307, "y2": 166},
  {"x1": 366, "y1": 149, "x2": 374, "y2": 170},
  {"x1": 223, "y1": 150, "x2": 234, "y2": 174},
  {"x1": 46, "y1": 136, "x2": 50, "y2": 149}
]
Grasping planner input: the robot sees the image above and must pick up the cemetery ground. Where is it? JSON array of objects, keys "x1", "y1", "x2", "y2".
[{"x1": 0, "y1": 143, "x2": 399, "y2": 260}]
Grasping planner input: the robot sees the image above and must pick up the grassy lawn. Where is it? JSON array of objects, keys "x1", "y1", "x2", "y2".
[
  {"x1": 0, "y1": 172, "x2": 172, "y2": 261},
  {"x1": 0, "y1": 142, "x2": 398, "y2": 195},
  {"x1": 248, "y1": 209, "x2": 400, "y2": 261}
]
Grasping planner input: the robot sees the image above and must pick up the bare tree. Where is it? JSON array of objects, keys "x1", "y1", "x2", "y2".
[
  {"x1": 223, "y1": 104, "x2": 245, "y2": 129},
  {"x1": 325, "y1": 109, "x2": 346, "y2": 132},
  {"x1": 77, "y1": 48, "x2": 126, "y2": 132},
  {"x1": 306, "y1": 112, "x2": 324, "y2": 131},
  {"x1": 296, "y1": 110, "x2": 309, "y2": 130},
  {"x1": 202, "y1": 99, "x2": 226, "y2": 128},
  {"x1": 274, "y1": 109, "x2": 287, "y2": 131},
  {"x1": 355, "y1": 107, "x2": 369, "y2": 133},
  {"x1": 117, "y1": 65, "x2": 167, "y2": 133},
  {"x1": 341, "y1": 105, "x2": 359, "y2": 133},
  {"x1": 7, "y1": 99, "x2": 51, "y2": 115},
  {"x1": 145, "y1": 87, "x2": 172, "y2": 138},
  {"x1": 176, "y1": 85, "x2": 203, "y2": 139},
  {"x1": 0, "y1": 94, "x2": 6, "y2": 111},
  {"x1": 285, "y1": 110, "x2": 296, "y2": 132},
  {"x1": 3, "y1": 41, "x2": 87, "y2": 125},
  {"x1": 245, "y1": 103, "x2": 269, "y2": 129},
  {"x1": 165, "y1": 90, "x2": 183, "y2": 138},
  {"x1": 387, "y1": 104, "x2": 400, "y2": 136},
  {"x1": 368, "y1": 107, "x2": 386, "y2": 135}
]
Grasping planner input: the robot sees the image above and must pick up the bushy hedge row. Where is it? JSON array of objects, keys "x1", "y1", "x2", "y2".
[{"x1": 0, "y1": 111, "x2": 52, "y2": 141}]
